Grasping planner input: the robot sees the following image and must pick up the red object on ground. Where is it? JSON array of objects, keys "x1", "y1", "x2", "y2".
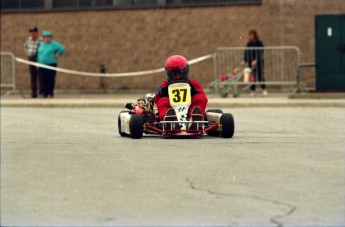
[
  {"x1": 154, "y1": 80, "x2": 208, "y2": 120},
  {"x1": 220, "y1": 74, "x2": 229, "y2": 82}
]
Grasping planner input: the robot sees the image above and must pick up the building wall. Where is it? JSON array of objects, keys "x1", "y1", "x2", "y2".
[{"x1": 1, "y1": 0, "x2": 344, "y2": 91}]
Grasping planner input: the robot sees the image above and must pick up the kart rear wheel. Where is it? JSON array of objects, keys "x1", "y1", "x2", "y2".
[
  {"x1": 118, "y1": 111, "x2": 129, "y2": 137},
  {"x1": 130, "y1": 114, "x2": 144, "y2": 139},
  {"x1": 220, "y1": 113, "x2": 235, "y2": 138},
  {"x1": 206, "y1": 109, "x2": 223, "y2": 136}
]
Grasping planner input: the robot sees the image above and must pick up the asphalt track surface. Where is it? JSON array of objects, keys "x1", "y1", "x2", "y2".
[{"x1": 1, "y1": 107, "x2": 344, "y2": 227}]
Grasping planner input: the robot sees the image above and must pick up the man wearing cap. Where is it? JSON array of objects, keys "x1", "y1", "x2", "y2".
[
  {"x1": 24, "y1": 26, "x2": 43, "y2": 98},
  {"x1": 37, "y1": 30, "x2": 65, "y2": 98}
]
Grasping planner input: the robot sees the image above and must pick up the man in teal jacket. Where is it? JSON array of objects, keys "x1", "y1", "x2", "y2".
[{"x1": 37, "y1": 30, "x2": 65, "y2": 98}]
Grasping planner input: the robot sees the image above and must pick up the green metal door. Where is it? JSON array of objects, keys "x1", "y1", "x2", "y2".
[{"x1": 315, "y1": 14, "x2": 345, "y2": 90}]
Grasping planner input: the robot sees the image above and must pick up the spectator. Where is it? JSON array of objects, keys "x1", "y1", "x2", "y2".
[
  {"x1": 24, "y1": 26, "x2": 43, "y2": 98},
  {"x1": 241, "y1": 29, "x2": 267, "y2": 96},
  {"x1": 37, "y1": 31, "x2": 65, "y2": 98}
]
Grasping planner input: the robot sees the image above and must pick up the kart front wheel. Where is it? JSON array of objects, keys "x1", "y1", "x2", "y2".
[
  {"x1": 220, "y1": 113, "x2": 235, "y2": 138},
  {"x1": 118, "y1": 111, "x2": 129, "y2": 137},
  {"x1": 130, "y1": 114, "x2": 144, "y2": 139}
]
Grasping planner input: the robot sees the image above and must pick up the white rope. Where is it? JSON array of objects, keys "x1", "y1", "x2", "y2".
[{"x1": 15, "y1": 54, "x2": 214, "y2": 78}]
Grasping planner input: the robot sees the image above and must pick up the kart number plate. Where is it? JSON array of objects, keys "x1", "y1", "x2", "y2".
[{"x1": 168, "y1": 83, "x2": 191, "y2": 105}]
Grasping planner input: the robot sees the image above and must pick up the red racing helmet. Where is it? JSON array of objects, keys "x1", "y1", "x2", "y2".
[{"x1": 165, "y1": 55, "x2": 189, "y2": 81}]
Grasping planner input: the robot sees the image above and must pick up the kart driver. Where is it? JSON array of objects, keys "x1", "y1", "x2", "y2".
[{"x1": 154, "y1": 55, "x2": 208, "y2": 129}]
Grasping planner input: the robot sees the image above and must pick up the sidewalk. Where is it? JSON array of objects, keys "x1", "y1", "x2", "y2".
[{"x1": 1, "y1": 93, "x2": 344, "y2": 108}]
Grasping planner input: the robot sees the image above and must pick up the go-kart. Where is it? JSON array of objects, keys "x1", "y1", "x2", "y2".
[{"x1": 118, "y1": 81, "x2": 235, "y2": 139}]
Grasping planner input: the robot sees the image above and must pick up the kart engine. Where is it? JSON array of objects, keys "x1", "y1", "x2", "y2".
[{"x1": 125, "y1": 93, "x2": 156, "y2": 123}]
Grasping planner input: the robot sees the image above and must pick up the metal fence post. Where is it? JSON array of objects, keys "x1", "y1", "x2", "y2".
[
  {"x1": 213, "y1": 50, "x2": 218, "y2": 95},
  {"x1": 12, "y1": 53, "x2": 16, "y2": 91},
  {"x1": 296, "y1": 47, "x2": 301, "y2": 93}
]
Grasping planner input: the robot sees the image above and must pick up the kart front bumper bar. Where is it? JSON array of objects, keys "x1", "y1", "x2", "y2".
[{"x1": 144, "y1": 122, "x2": 219, "y2": 136}]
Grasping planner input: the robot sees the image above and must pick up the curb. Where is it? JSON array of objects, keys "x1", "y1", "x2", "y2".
[{"x1": 289, "y1": 93, "x2": 345, "y2": 99}]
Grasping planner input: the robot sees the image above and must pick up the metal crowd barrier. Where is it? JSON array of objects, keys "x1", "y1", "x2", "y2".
[
  {"x1": 0, "y1": 52, "x2": 16, "y2": 97},
  {"x1": 213, "y1": 46, "x2": 301, "y2": 96}
]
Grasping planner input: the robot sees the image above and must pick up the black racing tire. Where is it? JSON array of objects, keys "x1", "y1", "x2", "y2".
[
  {"x1": 205, "y1": 109, "x2": 223, "y2": 136},
  {"x1": 220, "y1": 113, "x2": 235, "y2": 138},
  {"x1": 129, "y1": 114, "x2": 144, "y2": 139},
  {"x1": 118, "y1": 111, "x2": 129, "y2": 137}
]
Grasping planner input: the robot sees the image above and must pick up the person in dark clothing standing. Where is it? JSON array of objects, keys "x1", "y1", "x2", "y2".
[
  {"x1": 37, "y1": 30, "x2": 65, "y2": 98},
  {"x1": 24, "y1": 26, "x2": 43, "y2": 98},
  {"x1": 241, "y1": 29, "x2": 267, "y2": 96}
]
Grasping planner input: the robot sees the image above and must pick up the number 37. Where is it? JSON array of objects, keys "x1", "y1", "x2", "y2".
[{"x1": 172, "y1": 89, "x2": 187, "y2": 103}]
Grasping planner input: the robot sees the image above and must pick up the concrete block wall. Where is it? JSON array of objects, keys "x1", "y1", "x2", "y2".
[{"x1": 1, "y1": 0, "x2": 344, "y2": 91}]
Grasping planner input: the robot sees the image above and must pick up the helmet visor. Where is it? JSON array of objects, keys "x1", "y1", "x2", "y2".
[{"x1": 166, "y1": 66, "x2": 189, "y2": 81}]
